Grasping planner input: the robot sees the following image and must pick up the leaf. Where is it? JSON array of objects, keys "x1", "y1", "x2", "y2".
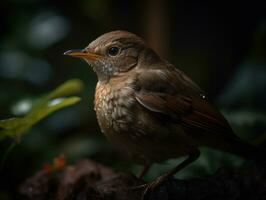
[
  {"x1": 26, "y1": 97, "x2": 81, "y2": 126},
  {"x1": 0, "y1": 79, "x2": 83, "y2": 141},
  {"x1": 45, "y1": 79, "x2": 83, "y2": 101}
]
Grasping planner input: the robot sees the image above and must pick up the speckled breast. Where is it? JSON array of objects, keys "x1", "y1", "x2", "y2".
[{"x1": 94, "y1": 81, "x2": 136, "y2": 139}]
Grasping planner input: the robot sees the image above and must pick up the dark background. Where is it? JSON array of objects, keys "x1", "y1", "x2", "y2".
[{"x1": 1, "y1": 0, "x2": 266, "y2": 199}]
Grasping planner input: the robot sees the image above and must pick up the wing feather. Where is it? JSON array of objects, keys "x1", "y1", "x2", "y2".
[{"x1": 134, "y1": 67, "x2": 235, "y2": 141}]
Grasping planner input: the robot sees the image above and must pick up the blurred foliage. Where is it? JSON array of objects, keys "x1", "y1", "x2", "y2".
[
  {"x1": 0, "y1": 79, "x2": 83, "y2": 142},
  {"x1": 0, "y1": 0, "x2": 266, "y2": 200}
]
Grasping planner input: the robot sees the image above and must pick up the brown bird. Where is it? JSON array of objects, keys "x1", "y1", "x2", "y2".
[{"x1": 64, "y1": 30, "x2": 259, "y2": 191}]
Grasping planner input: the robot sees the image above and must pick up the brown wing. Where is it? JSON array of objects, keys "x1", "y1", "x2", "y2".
[{"x1": 134, "y1": 67, "x2": 237, "y2": 146}]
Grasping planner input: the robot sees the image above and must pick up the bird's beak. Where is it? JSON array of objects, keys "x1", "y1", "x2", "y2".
[{"x1": 63, "y1": 49, "x2": 102, "y2": 61}]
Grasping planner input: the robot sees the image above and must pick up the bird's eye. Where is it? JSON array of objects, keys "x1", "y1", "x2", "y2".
[{"x1": 107, "y1": 46, "x2": 120, "y2": 56}]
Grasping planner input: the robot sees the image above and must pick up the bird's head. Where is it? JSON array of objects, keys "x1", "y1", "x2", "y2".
[{"x1": 64, "y1": 30, "x2": 160, "y2": 83}]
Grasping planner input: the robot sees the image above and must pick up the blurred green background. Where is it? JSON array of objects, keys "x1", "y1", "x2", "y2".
[{"x1": 1, "y1": 0, "x2": 266, "y2": 199}]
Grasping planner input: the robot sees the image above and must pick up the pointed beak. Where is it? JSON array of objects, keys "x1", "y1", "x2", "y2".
[{"x1": 63, "y1": 49, "x2": 102, "y2": 61}]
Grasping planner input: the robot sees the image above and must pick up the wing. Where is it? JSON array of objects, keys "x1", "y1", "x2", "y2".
[{"x1": 133, "y1": 65, "x2": 237, "y2": 146}]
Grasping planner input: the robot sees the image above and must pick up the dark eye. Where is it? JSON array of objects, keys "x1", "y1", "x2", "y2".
[{"x1": 107, "y1": 46, "x2": 120, "y2": 56}]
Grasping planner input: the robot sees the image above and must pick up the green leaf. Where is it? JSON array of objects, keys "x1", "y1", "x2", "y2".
[
  {"x1": 45, "y1": 79, "x2": 83, "y2": 101},
  {"x1": 0, "y1": 79, "x2": 83, "y2": 142},
  {"x1": 26, "y1": 97, "x2": 81, "y2": 126}
]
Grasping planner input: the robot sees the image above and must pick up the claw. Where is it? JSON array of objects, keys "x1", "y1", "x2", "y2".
[
  {"x1": 130, "y1": 175, "x2": 169, "y2": 199},
  {"x1": 130, "y1": 183, "x2": 147, "y2": 191},
  {"x1": 141, "y1": 175, "x2": 170, "y2": 200}
]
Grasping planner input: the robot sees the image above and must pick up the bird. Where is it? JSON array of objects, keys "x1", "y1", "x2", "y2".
[{"x1": 64, "y1": 30, "x2": 260, "y2": 192}]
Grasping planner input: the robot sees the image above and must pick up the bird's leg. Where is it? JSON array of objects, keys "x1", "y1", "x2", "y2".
[
  {"x1": 130, "y1": 164, "x2": 152, "y2": 191},
  {"x1": 159, "y1": 150, "x2": 200, "y2": 181},
  {"x1": 138, "y1": 163, "x2": 152, "y2": 179},
  {"x1": 142, "y1": 150, "x2": 200, "y2": 196},
  {"x1": 132, "y1": 150, "x2": 200, "y2": 193}
]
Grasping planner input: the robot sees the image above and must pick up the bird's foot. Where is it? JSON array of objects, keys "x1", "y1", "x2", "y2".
[
  {"x1": 131, "y1": 174, "x2": 171, "y2": 199},
  {"x1": 142, "y1": 174, "x2": 170, "y2": 199}
]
